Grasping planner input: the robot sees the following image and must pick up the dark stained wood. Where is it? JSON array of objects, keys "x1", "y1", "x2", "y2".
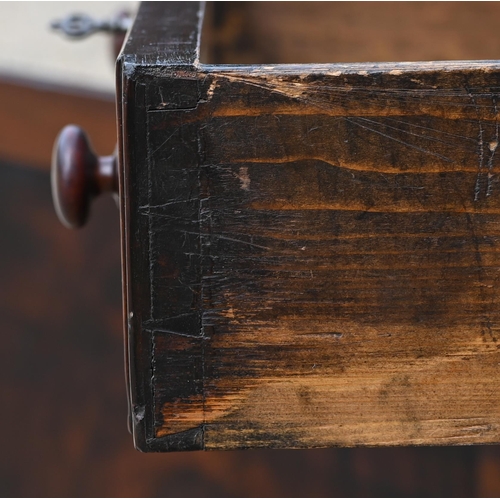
[
  {"x1": 119, "y1": 2, "x2": 500, "y2": 451},
  {"x1": 51, "y1": 125, "x2": 118, "y2": 228},
  {"x1": 0, "y1": 76, "x2": 116, "y2": 171},
  {"x1": 118, "y1": 0, "x2": 205, "y2": 452}
]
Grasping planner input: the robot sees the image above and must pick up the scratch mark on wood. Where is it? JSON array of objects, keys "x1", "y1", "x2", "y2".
[
  {"x1": 355, "y1": 116, "x2": 474, "y2": 152},
  {"x1": 179, "y1": 229, "x2": 270, "y2": 250},
  {"x1": 346, "y1": 117, "x2": 454, "y2": 162},
  {"x1": 486, "y1": 95, "x2": 499, "y2": 197},
  {"x1": 145, "y1": 327, "x2": 209, "y2": 339},
  {"x1": 383, "y1": 116, "x2": 477, "y2": 143},
  {"x1": 466, "y1": 86, "x2": 487, "y2": 201}
]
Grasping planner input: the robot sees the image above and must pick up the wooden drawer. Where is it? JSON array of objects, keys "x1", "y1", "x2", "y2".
[{"x1": 114, "y1": 2, "x2": 500, "y2": 451}]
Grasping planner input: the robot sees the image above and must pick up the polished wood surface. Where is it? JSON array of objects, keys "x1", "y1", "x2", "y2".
[
  {"x1": 120, "y1": 2, "x2": 500, "y2": 451},
  {"x1": 51, "y1": 125, "x2": 118, "y2": 228}
]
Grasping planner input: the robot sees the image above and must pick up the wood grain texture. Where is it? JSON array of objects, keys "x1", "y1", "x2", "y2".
[{"x1": 120, "y1": 2, "x2": 500, "y2": 451}]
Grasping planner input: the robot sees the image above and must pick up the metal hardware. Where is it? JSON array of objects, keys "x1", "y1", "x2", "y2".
[{"x1": 51, "y1": 12, "x2": 132, "y2": 39}]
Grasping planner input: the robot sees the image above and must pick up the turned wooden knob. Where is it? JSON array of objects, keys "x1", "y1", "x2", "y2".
[{"x1": 51, "y1": 125, "x2": 118, "y2": 228}]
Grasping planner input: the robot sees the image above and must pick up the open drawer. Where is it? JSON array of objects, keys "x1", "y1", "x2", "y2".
[{"x1": 69, "y1": 2, "x2": 500, "y2": 451}]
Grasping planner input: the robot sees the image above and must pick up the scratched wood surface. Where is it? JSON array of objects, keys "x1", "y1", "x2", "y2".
[{"x1": 119, "y1": 2, "x2": 500, "y2": 451}]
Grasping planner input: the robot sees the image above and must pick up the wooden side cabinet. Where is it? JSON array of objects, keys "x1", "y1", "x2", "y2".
[{"x1": 58, "y1": 1, "x2": 500, "y2": 452}]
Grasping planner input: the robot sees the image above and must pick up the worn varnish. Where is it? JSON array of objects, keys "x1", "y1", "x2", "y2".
[{"x1": 118, "y1": 2, "x2": 500, "y2": 451}]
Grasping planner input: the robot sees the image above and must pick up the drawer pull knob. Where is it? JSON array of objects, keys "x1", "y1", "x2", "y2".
[{"x1": 51, "y1": 125, "x2": 118, "y2": 229}]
